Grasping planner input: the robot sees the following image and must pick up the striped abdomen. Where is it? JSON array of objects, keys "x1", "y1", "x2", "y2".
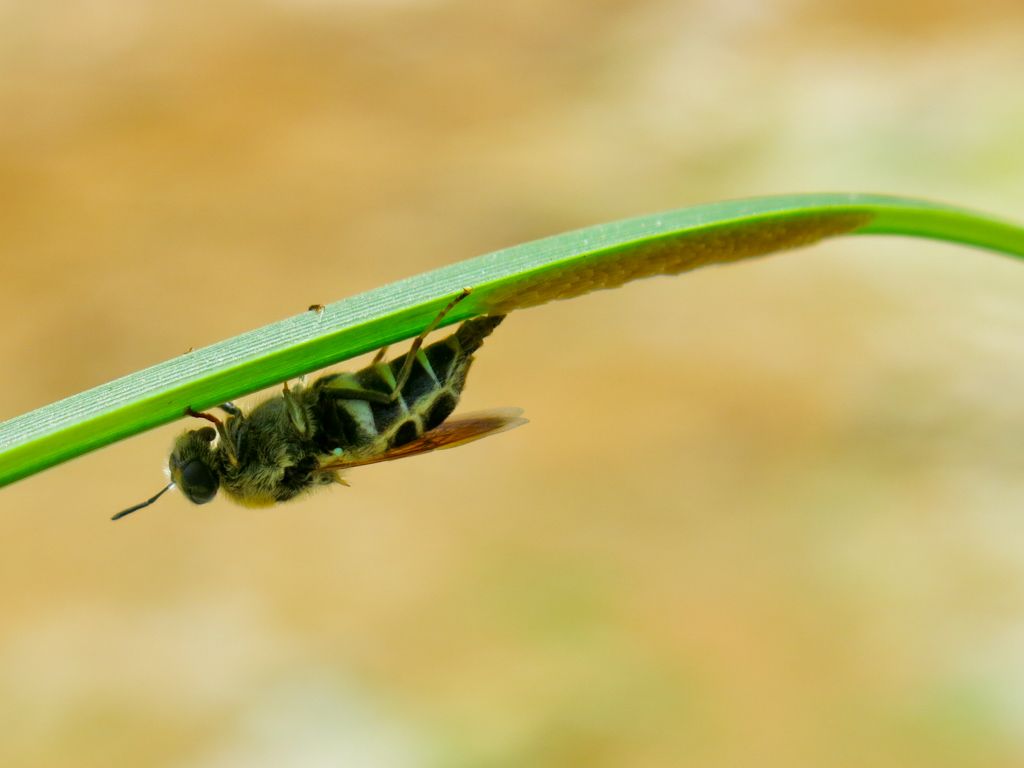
[{"x1": 310, "y1": 315, "x2": 504, "y2": 458}]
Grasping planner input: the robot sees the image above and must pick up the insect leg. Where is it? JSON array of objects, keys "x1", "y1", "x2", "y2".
[
  {"x1": 282, "y1": 381, "x2": 314, "y2": 438},
  {"x1": 389, "y1": 288, "x2": 471, "y2": 400},
  {"x1": 371, "y1": 346, "x2": 390, "y2": 365},
  {"x1": 185, "y1": 407, "x2": 239, "y2": 466},
  {"x1": 219, "y1": 402, "x2": 242, "y2": 416}
]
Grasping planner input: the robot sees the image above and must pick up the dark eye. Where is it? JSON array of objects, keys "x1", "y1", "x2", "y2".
[{"x1": 181, "y1": 460, "x2": 219, "y2": 504}]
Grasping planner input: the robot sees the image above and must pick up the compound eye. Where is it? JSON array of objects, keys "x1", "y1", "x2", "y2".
[
  {"x1": 181, "y1": 460, "x2": 219, "y2": 504},
  {"x1": 196, "y1": 427, "x2": 216, "y2": 442}
]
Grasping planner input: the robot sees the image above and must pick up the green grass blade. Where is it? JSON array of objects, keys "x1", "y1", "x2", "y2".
[{"x1": 2, "y1": 192, "x2": 1022, "y2": 487}]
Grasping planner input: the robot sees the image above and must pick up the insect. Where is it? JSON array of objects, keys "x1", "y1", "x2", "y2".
[{"x1": 114, "y1": 290, "x2": 525, "y2": 520}]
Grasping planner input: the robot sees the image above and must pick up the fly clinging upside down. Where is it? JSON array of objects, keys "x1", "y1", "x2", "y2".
[{"x1": 114, "y1": 291, "x2": 525, "y2": 519}]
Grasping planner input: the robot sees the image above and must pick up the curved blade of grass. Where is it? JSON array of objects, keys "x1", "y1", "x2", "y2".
[{"x1": 2, "y1": 192, "x2": 1022, "y2": 487}]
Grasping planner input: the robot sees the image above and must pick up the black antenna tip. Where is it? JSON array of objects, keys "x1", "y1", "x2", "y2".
[{"x1": 112, "y1": 482, "x2": 173, "y2": 521}]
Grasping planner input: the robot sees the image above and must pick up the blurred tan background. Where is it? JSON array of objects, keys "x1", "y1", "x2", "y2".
[{"x1": 2, "y1": 1, "x2": 1024, "y2": 766}]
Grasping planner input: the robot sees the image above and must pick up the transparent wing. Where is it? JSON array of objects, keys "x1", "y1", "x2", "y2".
[{"x1": 318, "y1": 408, "x2": 527, "y2": 470}]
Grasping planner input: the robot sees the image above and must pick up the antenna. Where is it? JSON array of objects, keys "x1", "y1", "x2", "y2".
[{"x1": 112, "y1": 482, "x2": 173, "y2": 521}]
